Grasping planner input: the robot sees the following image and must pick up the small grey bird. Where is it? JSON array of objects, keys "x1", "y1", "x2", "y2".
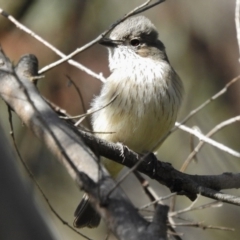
[{"x1": 74, "y1": 15, "x2": 183, "y2": 228}]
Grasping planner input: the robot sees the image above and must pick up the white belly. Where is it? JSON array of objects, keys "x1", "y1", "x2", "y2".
[{"x1": 91, "y1": 62, "x2": 182, "y2": 153}]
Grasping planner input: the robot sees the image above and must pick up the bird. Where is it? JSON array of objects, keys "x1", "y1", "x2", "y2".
[{"x1": 74, "y1": 15, "x2": 183, "y2": 228}]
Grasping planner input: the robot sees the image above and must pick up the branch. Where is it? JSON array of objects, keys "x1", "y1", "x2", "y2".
[
  {"x1": 235, "y1": 0, "x2": 240, "y2": 60},
  {"x1": 0, "y1": 49, "x2": 169, "y2": 240},
  {"x1": 76, "y1": 127, "x2": 240, "y2": 204},
  {"x1": 176, "y1": 123, "x2": 240, "y2": 158}
]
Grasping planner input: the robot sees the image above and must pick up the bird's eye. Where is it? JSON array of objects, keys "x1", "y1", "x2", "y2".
[{"x1": 130, "y1": 39, "x2": 140, "y2": 46}]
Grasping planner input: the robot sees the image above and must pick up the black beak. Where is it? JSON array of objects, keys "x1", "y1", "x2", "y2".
[{"x1": 99, "y1": 38, "x2": 122, "y2": 48}]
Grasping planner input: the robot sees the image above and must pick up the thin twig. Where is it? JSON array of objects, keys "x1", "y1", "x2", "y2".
[
  {"x1": 235, "y1": 0, "x2": 240, "y2": 60},
  {"x1": 169, "y1": 196, "x2": 199, "y2": 224},
  {"x1": 0, "y1": 8, "x2": 106, "y2": 82},
  {"x1": 176, "y1": 123, "x2": 240, "y2": 158},
  {"x1": 176, "y1": 76, "x2": 240, "y2": 129},
  {"x1": 170, "y1": 200, "x2": 222, "y2": 217},
  {"x1": 153, "y1": 75, "x2": 240, "y2": 149},
  {"x1": 134, "y1": 171, "x2": 159, "y2": 204},
  {"x1": 190, "y1": 126, "x2": 200, "y2": 163},
  {"x1": 167, "y1": 230, "x2": 183, "y2": 238},
  {"x1": 139, "y1": 193, "x2": 177, "y2": 210},
  {"x1": 65, "y1": 75, "x2": 92, "y2": 129},
  {"x1": 171, "y1": 222, "x2": 234, "y2": 231},
  {"x1": 66, "y1": 75, "x2": 87, "y2": 115},
  {"x1": 134, "y1": 0, "x2": 165, "y2": 14},
  {"x1": 74, "y1": 94, "x2": 118, "y2": 127},
  {"x1": 105, "y1": 151, "x2": 151, "y2": 199},
  {"x1": 181, "y1": 115, "x2": 240, "y2": 172}
]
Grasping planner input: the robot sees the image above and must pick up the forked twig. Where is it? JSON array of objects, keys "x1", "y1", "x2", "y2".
[
  {"x1": 0, "y1": 9, "x2": 105, "y2": 82},
  {"x1": 152, "y1": 75, "x2": 240, "y2": 151},
  {"x1": 170, "y1": 200, "x2": 222, "y2": 217},
  {"x1": 181, "y1": 115, "x2": 240, "y2": 172},
  {"x1": 139, "y1": 193, "x2": 177, "y2": 210},
  {"x1": 176, "y1": 123, "x2": 240, "y2": 158}
]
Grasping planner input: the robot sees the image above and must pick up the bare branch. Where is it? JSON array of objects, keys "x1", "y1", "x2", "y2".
[
  {"x1": 65, "y1": 75, "x2": 87, "y2": 115},
  {"x1": 171, "y1": 222, "x2": 234, "y2": 231},
  {"x1": 181, "y1": 116, "x2": 240, "y2": 172},
  {"x1": 170, "y1": 200, "x2": 222, "y2": 217},
  {"x1": 0, "y1": 8, "x2": 106, "y2": 82},
  {"x1": 121, "y1": 0, "x2": 165, "y2": 18},
  {"x1": 176, "y1": 123, "x2": 240, "y2": 158},
  {"x1": 198, "y1": 186, "x2": 240, "y2": 205},
  {"x1": 74, "y1": 95, "x2": 118, "y2": 127},
  {"x1": 139, "y1": 193, "x2": 177, "y2": 210},
  {"x1": 235, "y1": 0, "x2": 240, "y2": 60},
  {"x1": 176, "y1": 75, "x2": 240, "y2": 128}
]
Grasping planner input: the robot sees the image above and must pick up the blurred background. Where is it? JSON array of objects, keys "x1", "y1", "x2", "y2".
[{"x1": 0, "y1": 0, "x2": 239, "y2": 239}]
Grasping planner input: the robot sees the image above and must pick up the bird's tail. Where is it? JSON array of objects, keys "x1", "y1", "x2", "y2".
[{"x1": 74, "y1": 194, "x2": 101, "y2": 228}]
